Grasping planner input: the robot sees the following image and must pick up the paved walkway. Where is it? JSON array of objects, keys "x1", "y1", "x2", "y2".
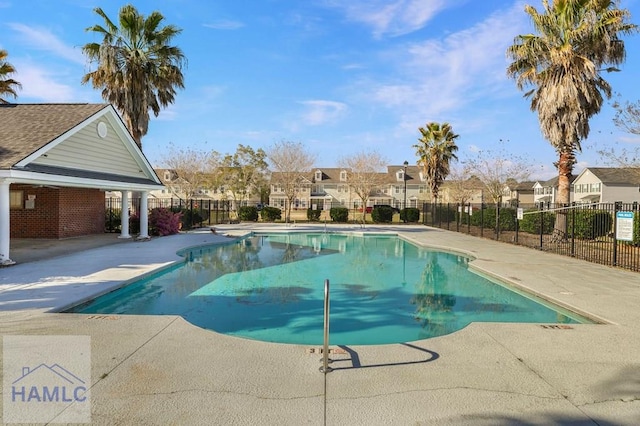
[{"x1": 1, "y1": 224, "x2": 639, "y2": 425}]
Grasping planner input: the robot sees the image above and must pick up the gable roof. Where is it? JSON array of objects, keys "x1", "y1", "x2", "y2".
[
  {"x1": 577, "y1": 167, "x2": 640, "y2": 185},
  {"x1": 0, "y1": 103, "x2": 109, "y2": 168},
  {"x1": 0, "y1": 103, "x2": 162, "y2": 190}
]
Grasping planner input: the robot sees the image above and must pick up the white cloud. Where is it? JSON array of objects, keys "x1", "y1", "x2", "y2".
[
  {"x1": 324, "y1": 0, "x2": 450, "y2": 38},
  {"x1": 13, "y1": 62, "x2": 81, "y2": 102},
  {"x1": 203, "y1": 20, "x2": 245, "y2": 30},
  {"x1": 353, "y1": 3, "x2": 530, "y2": 130},
  {"x1": 8, "y1": 23, "x2": 85, "y2": 65},
  {"x1": 298, "y1": 100, "x2": 348, "y2": 126}
]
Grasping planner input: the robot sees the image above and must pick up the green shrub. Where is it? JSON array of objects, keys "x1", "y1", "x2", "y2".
[
  {"x1": 261, "y1": 206, "x2": 282, "y2": 222},
  {"x1": 570, "y1": 210, "x2": 612, "y2": 239},
  {"x1": 401, "y1": 207, "x2": 420, "y2": 223},
  {"x1": 469, "y1": 206, "x2": 517, "y2": 231},
  {"x1": 307, "y1": 208, "x2": 322, "y2": 221},
  {"x1": 238, "y1": 206, "x2": 259, "y2": 221},
  {"x1": 129, "y1": 213, "x2": 140, "y2": 234},
  {"x1": 518, "y1": 209, "x2": 555, "y2": 234},
  {"x1": 372, "y1": 206, "x2": 394, "y2": 223},
  {"x1": 330, "y1": 207, "x2": 349, "y2": 223},
  {"x1": 432, "y1": 205, "x2": 456, "y2": 223},
  {"x1": 105, "y1": 208, "x2": 121, "y2": 232}
]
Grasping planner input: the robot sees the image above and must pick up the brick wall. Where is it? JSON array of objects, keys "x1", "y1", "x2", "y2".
[{"x1": 10, "y1": 185, "x2": 106, "y2": 238}]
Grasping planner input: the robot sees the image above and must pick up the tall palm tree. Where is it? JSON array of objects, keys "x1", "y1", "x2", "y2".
[
  {"x1": 414, "y1": 122, "x2": 459, "y2": 202},
  {"x1": 0, "y1": 49, "x2": 21, "y2": 103},
  {"x1": 82, "y1": 5, "x2": 186, "y2": 148},
  {"x1": 507, "y1": 0, "x2": 635, "y2": 237}
]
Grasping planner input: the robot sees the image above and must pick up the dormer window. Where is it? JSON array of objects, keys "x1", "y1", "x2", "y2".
[
  {"x1": 396, "y1": 170, "x2": 405, "y2": 182},
  {"x1": 419, "y1": 172, "x2": 425, "y2": 182},
  {"x1": 315, "y1": 170, "x2": 322, "y2": 181},
  {"x1": 164, "y1": 171, "x2": 171, "y2": 181},
  {"x1": 340, "y1": 170, "x2": 347, "y2": 181}
]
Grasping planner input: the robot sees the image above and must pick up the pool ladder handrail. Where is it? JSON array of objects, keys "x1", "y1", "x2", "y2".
[{"x1": 320, "y1": 279, "x2": 333, "y2": 373}]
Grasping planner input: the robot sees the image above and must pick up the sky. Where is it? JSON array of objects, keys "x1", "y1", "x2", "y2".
[{"x1": 2, "y1": 0, "x2": 640, "y2": 181}]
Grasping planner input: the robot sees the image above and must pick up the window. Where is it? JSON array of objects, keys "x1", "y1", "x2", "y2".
[
  {"x1": 315, "y1": 170, "x2": 322, "y2": 181},
  {"x1": 395, "y1": 186, "x2": 400, "y2": 194},
  {"x1": 10, "y1": 191, "x2": 23, "y2": 209},
  {"x1": 340, "y1": 170, "x2": 347, "y2": 181}
]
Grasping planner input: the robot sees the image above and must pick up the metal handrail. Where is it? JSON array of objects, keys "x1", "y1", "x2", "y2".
[{"x1": 320, "y1": 279, "x2": 332, "y2": 373}]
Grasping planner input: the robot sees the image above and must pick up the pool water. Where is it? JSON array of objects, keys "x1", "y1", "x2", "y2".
[{"x1": 66, "y1": 233, "x2": 591, "y2": 345}]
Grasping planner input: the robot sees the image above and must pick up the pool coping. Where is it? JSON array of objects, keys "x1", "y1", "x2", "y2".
[{"x1": 1, "y1": 223, "x2": 640, "y2": 424}]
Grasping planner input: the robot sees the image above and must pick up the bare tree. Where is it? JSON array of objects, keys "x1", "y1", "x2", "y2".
[
  {"x1": 599, "y1": 96, "x2": 640, "y2": 168},
  {"x1": 161, "y1": 144, "x2": 216, "y2": 199},
  {"x1": 464, "y1": 147, "x2": 531, "y2": 234},
  {"x1": 267, "y1": 140, "x2": 316, "y2": 222},
  {"x1": 339, "y1": 150, "x2": 389, "y2": 222},
  {"x1": 443, "y1": 166, "x2": 485, "y2": 205}
]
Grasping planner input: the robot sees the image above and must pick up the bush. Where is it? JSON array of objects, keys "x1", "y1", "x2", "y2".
[
  {"x1": 330, "y1": 207, "x2": 349, "y2": 223},
  {"x1": 105, "y1": 208, "x2": 121, "y2": 232},
  {"x1": 149, "y1": 208, "x2": 182, "y2": 236},
  {"x1": 432, "y1": 205, "x2": 457, "y2": 223},
  {"x1": 518, "y1": 209, "x2": 555, "y2": 234},
  {"x1": 261, "y1": 206, "x2": 282, "y2": 222},
  {"x1": 400, "y1": 208, "x2": 420, "y2": 223},
  {"x1": 570, "y1": 210, "x2": 612, "y2": 239},
  {"x1": 372, "y1": 206, "x2": 394, "y2": 223},
  {"x1": 307, "y1": 208, "x2": 322, "y2": 221},
  {"x1": 129, "y1": 212, "x2": 140, "y2": 234},
  {"x1": 469, "y1": 206, "x2": 517, "y2": 231},
  {"x1": 238, "y1": 206, "x2": 259, "y2": 221}
]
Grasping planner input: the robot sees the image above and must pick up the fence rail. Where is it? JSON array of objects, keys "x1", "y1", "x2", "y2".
[
  {"x1": 422, "y1": 201, "x2": 640, "y2": 273},
  {"x1": 105, "y1": 197, "x2": 233, "y2": 232}
]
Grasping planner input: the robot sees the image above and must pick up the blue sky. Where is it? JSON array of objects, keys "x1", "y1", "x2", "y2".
[{"x1": 2, "y1": 0, "x2": 640, "y2": 180}]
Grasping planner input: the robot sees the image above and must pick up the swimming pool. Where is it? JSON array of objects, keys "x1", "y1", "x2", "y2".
[{"x1": 66, "y1": 233, "x2": 592, "y2": 345}]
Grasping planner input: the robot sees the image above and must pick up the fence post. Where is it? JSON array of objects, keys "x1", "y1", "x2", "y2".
[
  {"x1": 467, "y1": 203, "x2": 471, "y2": 234},
  {"x1": 480, "y1": 203, "x2": 484, "y2": 238},
  {"x1": 570, "y1": 202, "x2": 576, "y2": 257},
  {"x1": 539, "y1": 203, "x2": 544, "y2": 250},
  {"x1": 613, "y1": 201, "x2": 621, "y2": 267}
]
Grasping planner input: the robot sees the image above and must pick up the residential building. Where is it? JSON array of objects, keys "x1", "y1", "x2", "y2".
[
  {"x1": 268, "y1": 165, "x2": 427, "y2": 211},
  {"x1": 571, "y1": 167, "x2": 640, "y2": 204},
  {"x1": 533, "y1": 176, "x2": 575, "y2": 205},
  {"x1": 503, "y1": 180, "x2": 536, "y2": 206}
]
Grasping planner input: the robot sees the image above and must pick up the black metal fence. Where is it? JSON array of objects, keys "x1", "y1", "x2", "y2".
[
  {"x1": 422, "y1": 201, "x2": 640, "y2": 273},
  {"x1": 105, "y1": 197, "x2": 233, "y2": 232}
]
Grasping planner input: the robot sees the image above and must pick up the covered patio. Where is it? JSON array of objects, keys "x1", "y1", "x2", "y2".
[{"x1": 0, "y1": 103, "x2": 164, "y2": 265}]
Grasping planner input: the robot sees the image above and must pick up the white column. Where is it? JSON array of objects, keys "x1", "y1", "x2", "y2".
[
  {"x1": 138, "y1": 191, "x2": 149, "y2": 239},
  {"x1": 119, "y1": 190, "x2": 131, "y2": 239},
  {"x1": 0, "y1": 181, "x2": 15, "y2": 265}
]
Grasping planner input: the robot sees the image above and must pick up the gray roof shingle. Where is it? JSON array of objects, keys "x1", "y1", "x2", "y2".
[{"x1": 0, "y1": 103, "x2": 109, "y2": 169}]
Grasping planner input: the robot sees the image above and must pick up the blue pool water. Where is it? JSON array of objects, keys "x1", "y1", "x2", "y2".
[{"x1": 66, "y1": 233, "x2": 591, "y2": 345}]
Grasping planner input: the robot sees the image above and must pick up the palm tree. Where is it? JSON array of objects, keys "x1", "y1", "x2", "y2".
[
  {"x1": 0, "y1": 49, "x2": 21, "y2": 103},
  {"x1": 82, "y1": 5, "x2": 186, "y2": 148},
  {"x1": 414, "y1": 122, "x2": 459, "y2": 202},
  {"x1": 507, "y1": 0, "x2": 635, "y2": 237}
]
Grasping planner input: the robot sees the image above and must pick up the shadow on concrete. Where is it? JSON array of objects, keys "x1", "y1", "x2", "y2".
[{"x1": 330, "y1": 342, "x2": 439, "y2": 371}]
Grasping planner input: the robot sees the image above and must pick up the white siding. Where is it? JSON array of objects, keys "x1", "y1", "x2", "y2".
[{"x1": 32, "y1": 118, "x2": 147, "y2": 179}]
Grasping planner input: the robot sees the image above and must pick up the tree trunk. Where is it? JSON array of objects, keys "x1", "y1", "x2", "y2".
[{"x1": 551, "y1": 149, "x2": 575, "y2": 242}]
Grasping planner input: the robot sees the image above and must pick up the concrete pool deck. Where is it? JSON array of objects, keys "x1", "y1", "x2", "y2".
[{"x1": 1, "y1": 223, "x2": 639, "y2": 424}]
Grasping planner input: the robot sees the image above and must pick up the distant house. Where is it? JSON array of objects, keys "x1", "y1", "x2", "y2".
[
  {"x1": 503, "y1": 181, "x2": 536, "y2": 206},
  {"x1": 533, "y1": 176, "x2": 575, "y2": 205},
  {"x1": 268, "y1": 165, "x2": 426, "y2": 211},
  {"x1": 439, "y1": 176, "x2": 486, "y2": 204},
  {"x1": 0, "y1": 103, "x2": 164, "y2": 265},
  {"x1": 572, "y1": 167, "x2": 640, "y2": 204}
]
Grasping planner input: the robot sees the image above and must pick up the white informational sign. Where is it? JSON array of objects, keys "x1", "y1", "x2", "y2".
[
  {"x1": 517, "y1": 208, "x2": 523, "y2": 220},
  {"x1": 616, "y1": 211, "x2": 635, "y2": 242}
]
